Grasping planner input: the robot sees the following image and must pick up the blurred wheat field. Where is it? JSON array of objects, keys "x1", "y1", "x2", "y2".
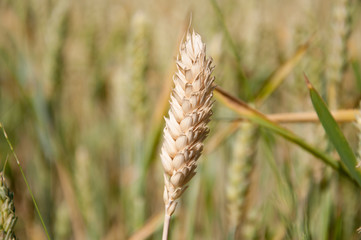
[{"x1": 0, "y1": 0, "x2": 361, "y2": 239}]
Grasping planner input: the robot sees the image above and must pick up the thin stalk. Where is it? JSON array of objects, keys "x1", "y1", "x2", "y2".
[
  {"x1": 162, "y1": 212, "x2": 171, "y2": 240},
  {"x1": 0, "y1": 123, "x2": 51, "y2": 240},
  {"x1": 267, "y1": 109, "x2": 357, "y2": 123},
  {"x1": 228, "y1": 109, "x2": 359, "y2": 123}
]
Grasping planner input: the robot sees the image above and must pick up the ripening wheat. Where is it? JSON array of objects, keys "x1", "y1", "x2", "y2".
[{"x1": 160, "y1": 30, "x2": 215, "y2": 239}]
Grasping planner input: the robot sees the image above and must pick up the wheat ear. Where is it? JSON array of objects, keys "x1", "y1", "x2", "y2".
[
  {"x1": 160, "y1": 30, "x2": 215, "y2": 239},
  {"x1": 0, "y1": 172, "x2": 17, "y2": 240},
  {"x1": 226, "y1": 122, "x2": 257, "y2": 238}
]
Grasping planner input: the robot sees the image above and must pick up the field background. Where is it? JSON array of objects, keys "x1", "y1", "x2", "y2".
[{"x1": 0, "y1": 0, "x2": 361, "y2": 239}]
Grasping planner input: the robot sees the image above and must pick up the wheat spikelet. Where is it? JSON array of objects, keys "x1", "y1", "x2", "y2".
[
  {"x1": 226, "y1": 122, "x2": 256, "y2": 238},
  {"x1": 160, "y1": 30, "x2": 215, "y2": 238},
  {"x1": 0, "y1": 172, "x2": 17, "y2": 240}
]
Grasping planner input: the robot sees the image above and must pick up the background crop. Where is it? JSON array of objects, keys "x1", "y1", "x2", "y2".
[{"x1": 0, "y1": 0, "x2": 361, "y2": 239}]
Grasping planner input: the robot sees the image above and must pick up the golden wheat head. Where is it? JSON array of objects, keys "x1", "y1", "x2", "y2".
[{"x1": 160, "y1": 30, "x2": 215, "y2": 217}]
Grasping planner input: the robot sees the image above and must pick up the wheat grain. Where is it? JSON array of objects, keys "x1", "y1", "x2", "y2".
[
  {"x1": 160, "y1": 29, "x2": 215, "y2": 239},
  {"x1": 0, "y1": 172, "x2": 17, "y2": 240}
]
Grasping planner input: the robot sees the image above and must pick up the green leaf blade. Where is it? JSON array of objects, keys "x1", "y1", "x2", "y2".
[{"x1": 306, "y1": 76, "x2": 361, "y2": 187}]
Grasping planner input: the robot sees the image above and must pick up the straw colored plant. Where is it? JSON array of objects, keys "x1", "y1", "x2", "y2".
[{"x1": 160, "y1": 30, "x2": 215, "y2": 239}]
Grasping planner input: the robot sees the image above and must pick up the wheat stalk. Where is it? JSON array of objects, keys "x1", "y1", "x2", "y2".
[
  {"x1": 160, "y1": 30, "x2": 215, "y2": 240},
  {"x1": 0, "y1": 172, "x2": 17, "y2": 240}
]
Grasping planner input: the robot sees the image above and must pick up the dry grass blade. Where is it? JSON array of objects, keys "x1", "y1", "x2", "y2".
[
  {"x1": 254, "y1": 37, "x2": 311, "y2": 104},
  {"x1": 265, "y1": 109, "x2": 358, "y2": 123},
  {"x1": 214, "y1": 86, "x2": 256, "y2": 117}
]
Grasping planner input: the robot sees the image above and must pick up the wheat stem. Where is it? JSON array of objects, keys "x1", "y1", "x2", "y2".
[{"x1": 162, "y1": 212, "x2": 171, "y2": 240}]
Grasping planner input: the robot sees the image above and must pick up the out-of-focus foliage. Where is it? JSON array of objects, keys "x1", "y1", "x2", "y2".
[{"x1": 0, "y1": 0, "x2": 361, "y2": 239}]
